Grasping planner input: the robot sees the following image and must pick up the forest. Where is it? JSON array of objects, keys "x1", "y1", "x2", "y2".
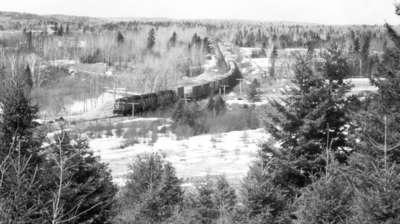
[{"x1": 1, "y1": 2, "x2": 400, "y2": 224}]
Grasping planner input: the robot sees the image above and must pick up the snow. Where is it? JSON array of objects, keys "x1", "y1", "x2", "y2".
[
  {"x1": 65, "y1": 92, "x2": 121, "y2": 121},
  {"x1": 346, "y1": 78, "x2": 378, "y2": 94},
  {"x1": 71, "y1": 63, "x2": 108, "y2": 76},
  {"x1": 49, "y1": 59, "x2": 78, "y2": 67},
  {"x1": 226, "y1": 98, "x2": 269, "y2": 106},
  {"x1": 89, "y1": 129, "x2": 270, "y2": 186}
]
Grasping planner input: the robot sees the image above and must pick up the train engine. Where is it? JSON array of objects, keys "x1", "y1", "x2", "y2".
[{"x1": 113, "y1": 90, "x2": 177, "y2": 116}]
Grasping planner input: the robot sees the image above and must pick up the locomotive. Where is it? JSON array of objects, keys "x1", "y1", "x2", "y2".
[{"x1": 113, "y1": 61, "x2": 241, "y2": 116}]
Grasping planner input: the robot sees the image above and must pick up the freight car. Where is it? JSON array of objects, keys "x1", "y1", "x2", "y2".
[{"x1": 113, "y1": 61, "x2": 241, "y2": 116}]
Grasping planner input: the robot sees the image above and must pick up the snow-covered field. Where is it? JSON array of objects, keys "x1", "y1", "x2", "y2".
[{"x1": 90, "y1": 128, "x2": 269, "y2": 186}]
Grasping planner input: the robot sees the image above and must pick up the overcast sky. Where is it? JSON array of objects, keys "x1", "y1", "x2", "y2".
[{"x1": 2, "y1": 0, "x2": 399, "y2": 25}]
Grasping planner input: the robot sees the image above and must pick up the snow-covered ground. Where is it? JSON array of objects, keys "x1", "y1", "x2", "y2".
[
  {"x1": 90, "y1": 128, "x2": 269, "y2": 186},
  {"x1": 346, "y1": 78, "x2": 378, "y2": 94},
  {"x1": 64, "y1": 92, "x2": 122, "y2": 121}
]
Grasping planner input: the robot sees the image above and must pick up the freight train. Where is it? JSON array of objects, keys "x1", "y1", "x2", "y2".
[{"x1": 113, "y1": 61, "x2": 241, "y2": 116}]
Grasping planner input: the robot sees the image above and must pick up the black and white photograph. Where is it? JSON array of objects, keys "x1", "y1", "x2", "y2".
[{"x1": 0, "y1": 0, "x2": 399, "y2": 223}]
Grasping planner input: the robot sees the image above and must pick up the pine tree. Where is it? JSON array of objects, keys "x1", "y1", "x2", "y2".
[
  {"x1": 269, "y1": 45, "x2": 278, "y2": 78},
  {"x1": 353, "y1": 37, "x2": 360, "y2": 53},
  {"x1": 357, "y1": 18, "x2": 400, "y2": 163},
  {"x1": 214, "y1": 95, "x2": 226, "y2": 116},
  {"x1": 168, "y1": 31, "x2": 177, "y2": 48},
  {"x1": 202, "y1": 37, "x2": 212, "y2": 53},
  {"x1": 23, "y1": 65, "x2": 33, "y2": 90},
  {"x1": 266, "y1": 46, "x2": 352, "y2": 176},
  {"x1": 46, "y1": 132, "x2": 117, "y2": 223},
  {"x1": 243, "y1": 158, "x2": 295, "y2": 223},
  {"x1": 57, "y1": 24, "x2": 64, "y2": 36},
  {"x1": 196, "y1": 179, "x2": 219, "y2": 224},
  {"x1": 244, "y1": 47, "x2": 353, "y2": 223},
  {"x1": 342, "y1": 153, "x2": 400, "y2": 224},
  {"x1": 214, "y1": 176, "x2": 237, "y2": 216},
  {"x1": 245, "y1": 32, "x2": 256, "y2": 47},
  {"x1": 0, "y1": 79, "x2": 45, "y2": 223},
  {"x1": 147, "y1": 28, "x2": 156, "y2": 51},
  {"x1": 117, "y1": 31, "x2": 124, "y2": 45},
  {"x1": 207, "y1": 95, "x2": 216, "y2": 116},
  {"x1": 0, "y1": 79, "x2": 41, "y2": 158},
  {"x1": 360, "y1": 32, "x2": 372, "y2": 76},
  {"x1": 234, "y1": 30, "x2": 243, "y2": 47},
  {"x1": 121, "y1": 153, "x2": 183, "y2": 223},
  {"x1": 295, "y1": 166, "x2": 354, "y2": 224},
  {"x1": 24, "y1": 30, "x2": 33, "y2": 49},
  {"x1": 247, "y1": 78, "x2": 261, "y2": 102},
  {"x1": 65, "y1": 24, "x2": 70, "y2": 34}
]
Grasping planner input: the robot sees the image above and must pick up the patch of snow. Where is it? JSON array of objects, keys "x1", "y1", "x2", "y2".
[
  {"x1": 226, "y1": 99, "x2": 269, "y2": 106},
  {"x1": 65, "y1": 92, "x2": 122, "y2": 121},
  {"x1": 90, "y1": 129, "x2": 270, "y2": 186}
]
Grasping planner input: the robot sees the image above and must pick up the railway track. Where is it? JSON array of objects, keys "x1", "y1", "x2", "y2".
[{"x1": 46, "y1": 41, "x2": 240, "y2": 127}]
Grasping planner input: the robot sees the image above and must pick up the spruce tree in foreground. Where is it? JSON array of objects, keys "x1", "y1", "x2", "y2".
[
  {"x1": 266, "y1": 46, "x2": 352, "y2": 176},
  {"x1": 46, "y1": 132, "x2": 117, "y2": 224},
  {"x1": 0, "y1": 79, "x2": 41, "y2": 159},
  {"x1": 119, "y1": 153, "x2": 183, "y2": 223}
]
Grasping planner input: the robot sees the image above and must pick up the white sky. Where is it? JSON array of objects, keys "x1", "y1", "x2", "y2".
[{"x1": 2, "y1": 0, "x2": 400, "y2": 25}]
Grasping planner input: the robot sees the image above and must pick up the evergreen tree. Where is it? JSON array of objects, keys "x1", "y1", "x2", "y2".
[
  {"x1": 202, "y1": 37, "x2": 212, "y2": 54},
  {"x1": 0, "y1": 79, "x2": 44, "y2": 223},
  {"x1": 46, "y1": 132, "x2": 117, "y2": 223},
  {"x1": 247, "y1": 78, "x2": 261, "y2": 102},
  {"x1": 116, "y1": 31, "x2": 124, "y2": 45},
  {"x1": 360, "y1": 32, "x2": 372, "y2": 75},
  {"x1": 24, "y1": 30, "x2": 33, "y2": 49},
  {"x1": 146, "y1": 28, "x2": 156, "y2": 51},
  {"x1": 353, "y1": 37, "x2": 360, "y2": 53},
  {"x1": 196, "y1": 180, "x2": 219, "y2": 224},
  {"x1": 244, "y1": 47, "x2": 352, "y2": 223},
  {"x1": 343, "y1": 153, "x2": 400, "y2": 224},
  {"x1": 206, "y1": 95, "x2": 216, "y2": 116},
  {"x1": 0, "y1": 79, "x2": 40, "y2": 158},
  {"x1": 214, "y1": 95, "x2": 226, "y2": 116},
  {"x1": 168, "y1": 31, "x2": 177, "y2": 48},
  {"x1": 245, "y1": 32, "x2": 256, "y2": 47},
  {"x1": 65, "y1": 24, "x2": 70, "y2": 34},
  {"x1": 295, "y1": 166, "x2": 354, "y2": 224},
  {"x1": 57, "y1": 24, "x2": 64, "y2": 36},
  {"x1": 214, "y1": 176, "x2": 237, "y2": 216},
  {"x1": 171, "y1": 101, "x2": 206, "y2": 135},
  {"x1": 121, "y1": 153, "x2": 183, "y2": 223},
  {"x1": 355, "y1": 18, "x2": 400, "y2": 163},
  {"x1": 269, "y1": 46, "x2": 278, "y2": 78},
  {"x1": 23, "y1": 65, "x2": 33, "y2": 90},
  {"x1": 234, "y1": 30, "x2": 244, "y2": 47},
  {"x1": 243, "y1": 158, "x2": 295, "y2": 223},
  {"x1": 266, "y1": 46, "x2": 352, "y2": 175}
]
